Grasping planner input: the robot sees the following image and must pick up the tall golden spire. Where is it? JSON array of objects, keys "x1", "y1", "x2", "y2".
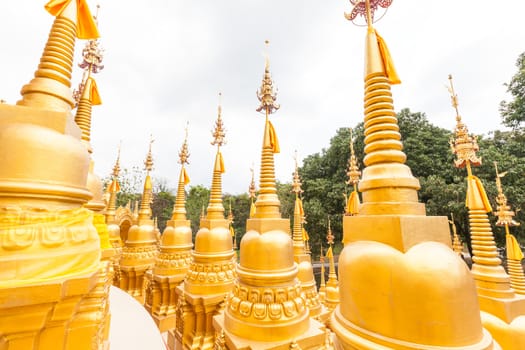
[
  {"x1": 207, "y1": 93, "x2": 226, "y2": 220},
  {"x1": 345, "y1": 128, "x2": 361, "y2": 215},
  {"x1": 17, "y1": 0, "x2": 100, "y2": 112},
  {"x1": 494, "y1": 162, "x2": 525, "y2": 295},
  {"x1": 292, "y1": 152, "x2": 307, "y2": 255},
  {"x1": 254, "y1": 41, "x2": 281, "y2": 218},
  {"x1": 325, "y1": 245, "x2": 340, "y2": 311},
  {"x1": 138, "y1": 136, "x2": 154, "y2": 222},
  {"x1": 448, "y1": 213, "x2": 464, "y2": 256},
  {"x1": 105, "y1": 144, "x2": 121, "y2": 223},
  {"x1": 326, "y1": 216, "x2": 335, "y2": 246},
  {"x1": 318, "y1": 245, "x2": 327, "y2": 303},
  {"x1": 171, "y1": 124, "x2": 190, "y2": 221},
  {"x1": 248, "y1": 165, "x2": 257, "y2": 218}
]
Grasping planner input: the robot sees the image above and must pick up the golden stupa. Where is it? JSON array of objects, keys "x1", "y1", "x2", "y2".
[
  {"x1": 171, "y1": 97, "x2": 237, "y2": 350},
  {"x1": 449, "y1": 74, "x2": 525, "y2": 349},
  {"x1": 118, "y1": 138, "x2": 158, "y2": 304},
  {"x1": 145, "y1": 127, "x2": 193, "y2": 332},
  {"x1": 449, "y1": 213, "x2": 465, "y2": 257},
  {"x1": 332, "y1": 1, "x2": 498, "y2": 349},
  {"x1": 0, "y1": 1, "x2": 105, "y2": 349},
  {"x1": 493, "y1": 162, "x2": 525, "y2": 295},
  {"x1": 213, "y1": 46, "x2": 327, "y2": 349}
]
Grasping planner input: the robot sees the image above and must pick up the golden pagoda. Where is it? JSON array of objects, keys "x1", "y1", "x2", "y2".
[
  {"x1": 0, "y1": 1, "x2": 107, "y2": 349},
  {"x1": 145, "y1": 127, "x2": 194, "y2": 332},
  {"x1": 493, "y1": 162, "x2": 525, "y2": 295},
  {"x1": 345, "y1": 128, "x2": 361, "y2": 216},
  {"x1": 332, "y1": 1, "x2": 498, "y2": 349},
  {"x1": 323, "y1": 246, "x2": 339, "y2": 313},
  {"x1": 105, "y1": 146, "x2": 124, "y2": 285},
  {"x1": 249, "y1": 166, "x2": 257, "y2": 218},
  {"x1": 291, "y1": 154, "x2": 323, "y2": 320},
  {"x1": 213, "y1": 44, "x2": 326, "y2": 349},
  {"x1": 449, "y1": 213, "x2": 464, "y2": 257},
  {"x1": 171, "y1": 96, "x2": 236, "y2": 350},
  {"x1": 318, "y1": 245, "x2": 327, "y2": 304},
  {"x1": 118, "y1": 138, "x2": 158, "y2": 304},
  {"x1": 449, "y1": 74, "x2": 525, "y2": 349}
]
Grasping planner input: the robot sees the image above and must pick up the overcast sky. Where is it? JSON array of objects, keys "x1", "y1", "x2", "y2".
[{"x1": 1, "y1": 1, "x2": 524, "y2": 195}]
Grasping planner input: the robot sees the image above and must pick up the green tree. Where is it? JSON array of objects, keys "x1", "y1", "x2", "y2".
[{"x1": 500, "y1": 52, "x2": 525, "y2": 130}]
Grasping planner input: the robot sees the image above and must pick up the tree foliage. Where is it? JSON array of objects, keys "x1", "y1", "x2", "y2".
[{"x1": 500, "y1": 52, "x2": 525, "y2": 130}]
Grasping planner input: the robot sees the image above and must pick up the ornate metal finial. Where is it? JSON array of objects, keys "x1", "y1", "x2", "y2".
[
  {"x1": 326, "y1": 216, "x2": 335, "y2": 246},
  {"x1": 256, "y1": 40, "x2": 280, "y2": 116},
  {"x1": 179, "y1": 121, "x2": 190, "y2": 165},
  {"x1": 112, "y1": 141, "x2": 121, "y2": 177},
  {"x1": 228, "y1": 197, "x2": 234, "y2": 222},
  {"x1": 249, "y1": 165, "x2": 257, "y2": 200},
  {"x1": 494, "y1": 162, "x2": 520, "y2": 227},
  {"x1": 346, "y1": 128, "x2": 361, "y2": 186},
  {"x1": 345, "y1": 0, "x2": 393, "y2": 25},
  {"x1": 448, "y1": 75, "x2": 481, "y2": 171},
  {"x1": 292, "y1": 151, "x2": 304, "y2": 196},
  {"x1": 144, "y1": 135, "x2": 154, "y2": 172},
  {"x1": 211, "y1": 93, "x2": 226, "y2": 148}
]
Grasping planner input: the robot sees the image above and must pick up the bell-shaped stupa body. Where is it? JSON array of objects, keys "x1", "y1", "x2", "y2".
[
  {"x1": 213, "y1": 54, "x2": 326, "y2": 349},
  {"x1": 0, "y1": 2, "x2": 107, "y2": 349},
  {"x1": 119, "y1": 140, "x2": 159, "y2": 304},
  {"x1": 331, "y1": 3, "x2": 498, "y2": 349},
  {"x1": 171, "y1": 102, "x2": 236, "y2": 350},
  {"x1": 146, "y1": 133, "x2": 193, "y2": 332}
]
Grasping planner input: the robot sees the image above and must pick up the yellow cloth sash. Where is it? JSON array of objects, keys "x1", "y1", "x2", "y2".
[
  {"x1": 375, "y1": 29, "x2": 401, "y2": 85},
  {"x1": 250, "y1": 201, "x2": 256, "y2": 218},
  {"x1": 86, "y1": 76, "x2": 102, "y2": 105},
  {"x1": 182, "y1": 167, "x2": 190, "y2": 185},
  {"x1": 215, "y1": 151, "x2": 225, "y2": 173},
  {"x1": 268, "y1": 120, "x2": 280, "y2": 153},
  {"x1": 45, "y1": 0, "x2": 100, "y2": 39},
  {"x1": 348, "y1": 190, "x2": 360, "y2": 215},
  {"x1": 507, "y1": 233, "x2": 524, "y2": 261},
  {"x1": 466, "y1": 175, "x2": 492, "y2": 212}
]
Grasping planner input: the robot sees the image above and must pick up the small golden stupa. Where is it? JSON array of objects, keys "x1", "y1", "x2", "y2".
[
  {"x1": 449, "y1": 74, "x2": 525, "y2": 349},
  {"x1": 493, "y1": 162, "x2": 525, "y2": 295},
  {"x1": 118, "y1": 138, "x2": 159, "y2": 304},
  {"x1": 172, "y1": 97, "x2": 236, "y2": 350},
  {"x1": 332, "y1": 1, "x2": 497, "y2": 348},
  {"x1": 318, "y1": 245, "x2": 327, "y2": 304},
  {"x1": 291, "y1": 154, "x2": 323, "y2": 319},
  {"x1": 323, "y1": 245, "x2": 339, "y2": 313},
  {"x1": 0, "y1": 1, "x2": 105, "y2": 349},
  {"x1": 145, "y1": 127, "x2": 193, "y2": 332},
  {"x1": 449, "y1": 213, "x2": 464, "y2": 257},
  {"x1": 214, "y1": 44, "x2": 326, "y2": 349}
]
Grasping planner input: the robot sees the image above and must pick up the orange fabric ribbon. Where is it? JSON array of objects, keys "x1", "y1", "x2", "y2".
[
  {"x1": 326, "y1": 246, "x2": 333, "y2": 258},
  {"x1": 302, "y1": 228, "x2": 309, "y2": 242},
  {"x1": 85, "y1": 76, "x2": 102, "y2": 105},
  {"x1": 298, "y1": 198, "x2": 305, "y2": 217},
  {"x1": 267, "y1": 120, "x2": 280, "y2": 153},
  {"x1": 466, "y1": 175, "x2": 492, "y2": 212},
  {"x1": 506, "y1": 233, "x2": 524, "y2": 261},
  {"x1": 249, "y1": 201, "x2": 256, "y2": 218},
  {"x1": 375, "y1": 29, "x2": 401, "y2": 85},
  {"x1": 230, "y1": 225, "x2": 235, "y2": 237},
  {"x1": 215, "y1": 151, "x2": 225, "y2": 173},
  {"x1": 348, "y1": 190, "x2": 360, "y2": 215},
  {"x1": 45, "y1": 0, "x2": 100, "y2": 39},
  {"x1": 108, "y1": 179, "x2": 120, "y2": 193},
  {"x1": 182, "y1": 167, "x2": 190, "y2": 185}
]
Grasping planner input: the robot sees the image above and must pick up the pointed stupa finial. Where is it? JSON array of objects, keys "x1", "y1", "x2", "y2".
[
  {"x1": 292, "y1": 151, "x2": 304, "y2": 196},
  {"x1": 207, "y1": 95, "x2": 226, "y2": 220},
  {"x1": 326, "y1": 216, "x2": 335, "y2": 246},
  {"x1": 172, "y1": 126, "x2": 191, "y2": 220},
  {"x1": 256, "y1": 40, "x2": 280, "y2": 115},
  {"x1": 448, "y1": 75, "x2": 481, "y2": 171},
  {"x1": 345, "y1": 0, "x2": 393, "y2": 27},
  {"x1": 73, "y1": 18, "x2": 104, "y2": 152},
  {"x1": 139, "y1": 137, "x2": 154, "y2": 222},
  {"x1": 494, "y1": 162, "x2": 520, "y2": 228},
  {"x1": 448, "y1": 213, "x2": 463, "y2": 256},
  {"x1": 319, "y1": 244, "x2": 327, "y2": 302},
  {"x1": 254, "y1": 42, "x2": 282, "y2": 218},
  {"x1": 345, "y1": 128, "x2": 361, "y2": 216},
  {"x1": 18, "y1": 1, "x2": 100, "y2": 112},
  {"x1": 106, "y1": 144, "x2": 122, "y2": 221},
  {"x1": 494, "y1": 162, "x2": 525, "y2": 294}
]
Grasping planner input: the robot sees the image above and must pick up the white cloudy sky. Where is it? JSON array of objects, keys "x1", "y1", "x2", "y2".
[{"x1": 1, "y1": 1, "x2": 524, "y2": 194}]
